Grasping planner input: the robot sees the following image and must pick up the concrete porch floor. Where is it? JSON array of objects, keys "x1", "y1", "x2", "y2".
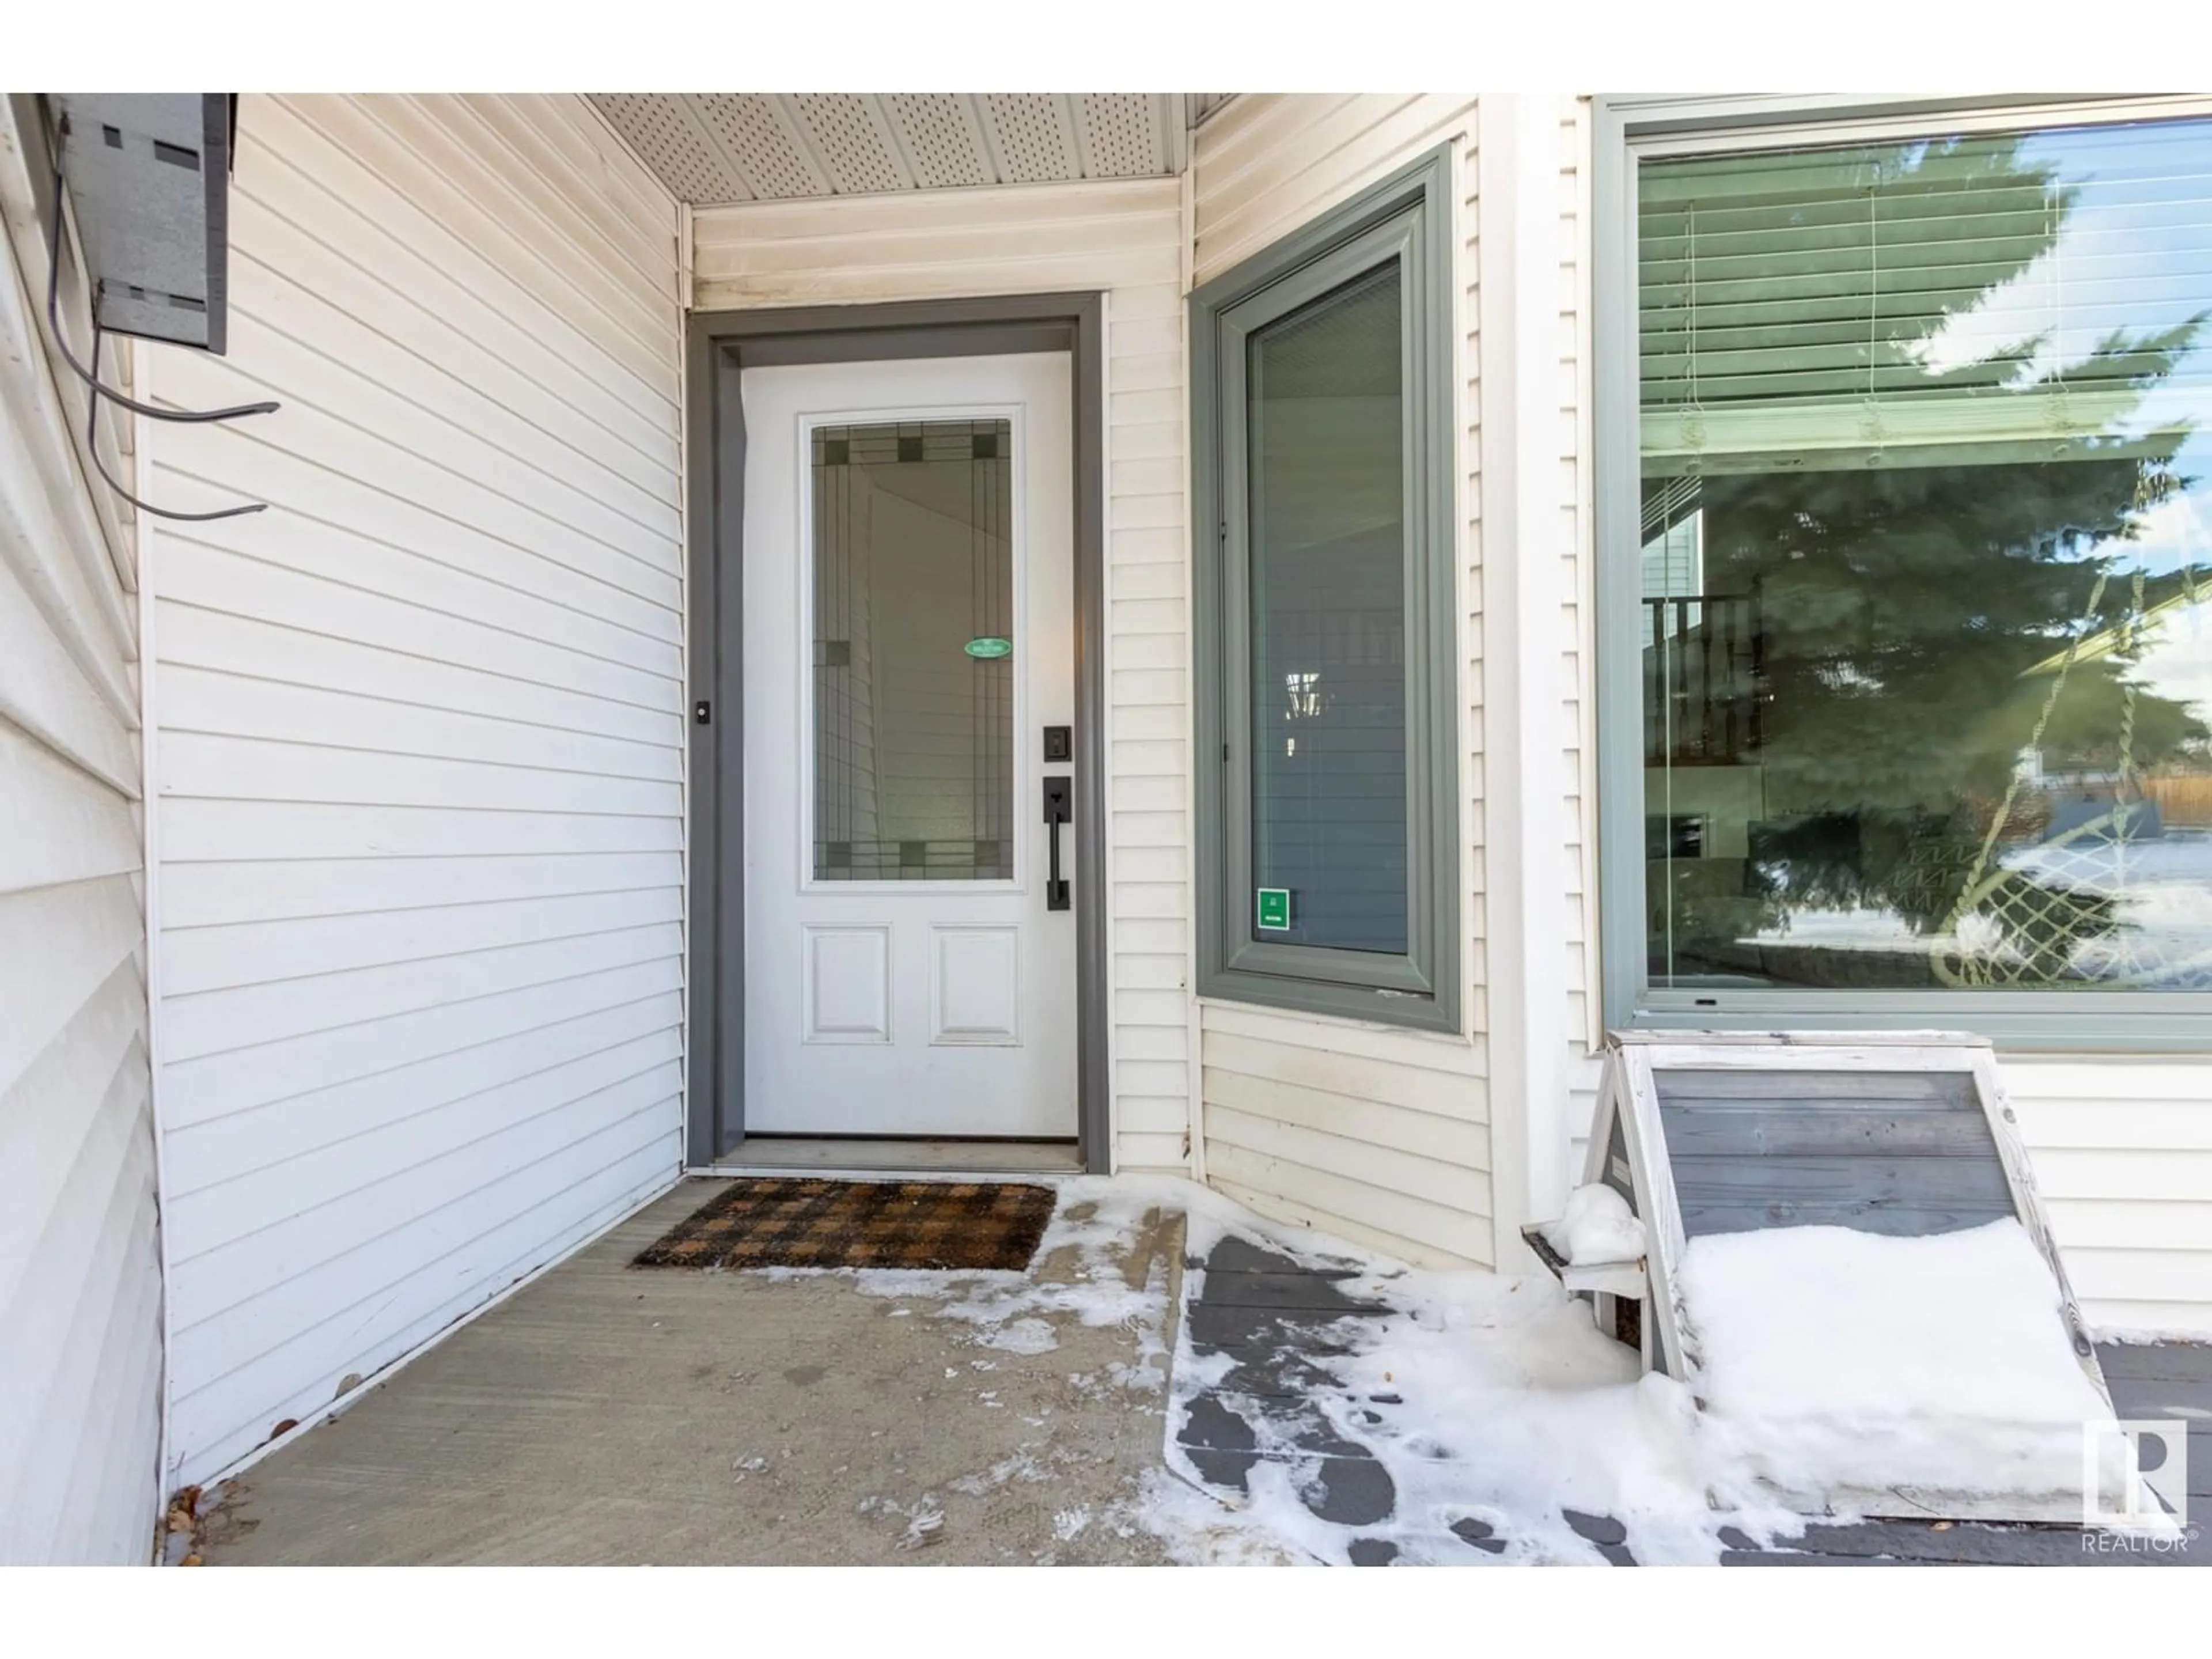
[
  {"x1": 184, "y1": 1176, "x2": 2211, "y2": 1567},
  {"x1": 192, "y1": 1179, "x2": 1185, "y2": 1566}
]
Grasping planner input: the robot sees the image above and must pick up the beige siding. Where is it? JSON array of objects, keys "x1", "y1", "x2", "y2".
[
  {"x1": 147, "y1": 94, "x2": 687, "y2": 1486},
  {"x1": 1202, "y1": 1005, "x2": 1492, "y2": 1266},
  {"x1": 1192, "y1": 95, "x2": 1472, "y2": 286},
  {"x1": 694, "y1": 178, "x2": 1194, "y2": 1174},
  {"x1": 0, "y1": 104, "x2": 163, "y2": 1563},
  {"x1": 1190, "y1": 95, "x2": 1491, "y2": 1264}
]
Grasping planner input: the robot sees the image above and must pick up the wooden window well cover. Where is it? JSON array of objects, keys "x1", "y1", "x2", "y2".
[{"x1": 1563, "y1": 1030, "x2": 2118, "y2": 1522}]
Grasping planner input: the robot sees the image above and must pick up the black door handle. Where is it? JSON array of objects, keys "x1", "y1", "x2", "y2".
[{"x1": 1042, "y1": 778, "x2": 1071, "y2": 911}]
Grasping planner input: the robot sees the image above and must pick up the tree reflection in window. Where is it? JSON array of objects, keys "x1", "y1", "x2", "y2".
[{"x1": 1639, "y1": 120, "x2": 2212, "y2": 990}]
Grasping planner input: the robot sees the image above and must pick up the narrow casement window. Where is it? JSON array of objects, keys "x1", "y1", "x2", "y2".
[
  {"x1": 1247, "y1": 263, "x2": 1409, "y2": 952},
  {"x1": 1192, "y1": 147, "x2": 1459, "y2": 1031},
  {"x1": 1599, "y1": 101, "x2": 2212, "y2": 1047}
]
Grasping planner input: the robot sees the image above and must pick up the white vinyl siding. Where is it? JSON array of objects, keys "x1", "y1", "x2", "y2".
[
  {"x1": 1191, "y1": 95, "x2": 1491, "y2": 1263},
  {"x1": 692, "y1": 178, "x2": 1193, "y2": 1174},
  {"x1": 2007, "y1": 1063, "x2": 2212, "y2": 1335},
  {"x1": 0, "y1": 106, "x2": 163, "y2": 1564},
  {"x1": 1200, "y1": 1003, "x2": 1491, "y2": 1266},
  {"x1": 146, "y1": 94, "x2": 687, "y2": 1486}
]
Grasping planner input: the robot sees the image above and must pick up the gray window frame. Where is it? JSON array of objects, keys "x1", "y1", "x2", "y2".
[
  {"x1": 1191, "y1": 145, "x2": 1460, "y2": 1033},
  {"x1": 1593, "y1": 93, "x2": 2212, "y2": 1052}
]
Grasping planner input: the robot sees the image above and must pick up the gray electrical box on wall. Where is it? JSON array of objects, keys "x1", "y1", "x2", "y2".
[{"x1": 50, "y1": 93, "x2": 234, "y2": 354}]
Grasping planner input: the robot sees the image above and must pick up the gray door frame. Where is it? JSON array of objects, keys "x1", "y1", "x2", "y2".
[{"x1": 685, "y1": 294, "x2": 1109, "y2": 1171}]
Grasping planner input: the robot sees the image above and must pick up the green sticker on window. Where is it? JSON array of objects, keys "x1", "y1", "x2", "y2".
[
  {"x1": 964, "y1": 636, "x2": 1013, "y2": 660},
  {"x1": 1256, "y1": 888, "x2": 1291, "y2": 931}
]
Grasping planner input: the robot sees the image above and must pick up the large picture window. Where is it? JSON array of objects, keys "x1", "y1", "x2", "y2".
[
  {"x1": 1600, "y1": 100, "x2": 2212, "y2": 1042},
  {"x1": 1192, "y1": 147, "x2": 1460, "y2": 1030}
]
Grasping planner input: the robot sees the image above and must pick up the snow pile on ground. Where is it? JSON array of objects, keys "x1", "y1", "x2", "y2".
[
  {"x1": 1541, "y1": 1183, "x2": 1647, "y2": 1266},
  {"x1": 1677, "y1": 1218, "x2": 2122, "y2": 1509},
  {"x1": 1147, "y1": 1205, "x2": 1805, "y2": 1566}
]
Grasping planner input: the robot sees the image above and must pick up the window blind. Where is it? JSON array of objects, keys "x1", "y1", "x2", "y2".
[{"x1": 1638, "y1": 118, "x2": 2212, "y2": 474}]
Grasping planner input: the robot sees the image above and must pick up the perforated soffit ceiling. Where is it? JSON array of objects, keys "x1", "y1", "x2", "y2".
[{"x1": 588, "y1": 93, "x2": 1236, "y2": 205}]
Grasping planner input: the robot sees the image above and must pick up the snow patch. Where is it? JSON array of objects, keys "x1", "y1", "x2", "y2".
[
  {"x1": 978, "y1": 1317, "x2": 1059, "y2": 1355},
  {"x1": 836, "y1": 1176, "x2": 1184, "y2": 1394},
  {"x1": 1118, "y1": 1467, "x2": 1309, "y2": 1566},
  {"x1": 1146, "y1": 1177, "x2": 2161, "y2": 1563},
  {"x1": 1678, "y1": 1219, "x2": 2124, "y2": 1509},
  {"x1": 948, "y1": 1450, "x2": 1053, "y2": 1496},
  {"x1": 1157, "y1": 1204, "x2": 1804, "y2": 1565},
  {"x1": 1543, "y1": 1183, "x2": 1647, "y2": 1266}
]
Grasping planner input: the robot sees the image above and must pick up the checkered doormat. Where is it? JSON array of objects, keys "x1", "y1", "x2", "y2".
[{"x1": 631, "y1": 1178, "x2": 1058, "y2": 1272}]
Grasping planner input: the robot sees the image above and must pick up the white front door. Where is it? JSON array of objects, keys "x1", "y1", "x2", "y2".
[{"x1": 741, "y1": 353, "x2": 1078, "y2": 1139}]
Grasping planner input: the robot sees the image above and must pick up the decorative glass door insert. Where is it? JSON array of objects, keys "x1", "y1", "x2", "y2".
[{"x1": 808, "y1": 417, "x2": 1016, "y2": 884}]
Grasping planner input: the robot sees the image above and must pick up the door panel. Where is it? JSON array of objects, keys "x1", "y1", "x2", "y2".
[
  {"x1": 931, "y1": 925, "x2": 1022, "y2": 1044},
  {"x1": 741, "y1": 354, "x2": 1078, "y2": 1138}
]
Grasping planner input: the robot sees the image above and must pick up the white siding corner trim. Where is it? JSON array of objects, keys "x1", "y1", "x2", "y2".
[
  {"x1": 146, "y1": 94, "x2": 689, "y2": 1487},
  {"x1": 1474, "y1": 94, "x2": 1586, "y2": 1268},
  {"x1": 0, "y1": 103, "x2": 164, "y2": 1564}
]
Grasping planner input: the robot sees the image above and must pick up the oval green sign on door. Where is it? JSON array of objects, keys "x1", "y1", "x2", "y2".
[{"x1": 964, "y1": 636, "x2": 1013, "y2": 660}]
